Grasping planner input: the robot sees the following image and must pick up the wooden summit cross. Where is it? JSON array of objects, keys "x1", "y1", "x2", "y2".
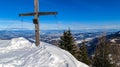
[{"x1": 19, "y1": 0, "x2": 57, "y2": 46}]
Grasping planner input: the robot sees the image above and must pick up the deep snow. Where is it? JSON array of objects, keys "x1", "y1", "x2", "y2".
[{"x1": 0, "y1": 37, "x2": 89, "y2": 67}]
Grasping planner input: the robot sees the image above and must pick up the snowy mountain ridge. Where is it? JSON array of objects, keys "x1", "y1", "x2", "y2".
[{"x1": 0, "y1": 37, "x2": 89, "y2": 67}]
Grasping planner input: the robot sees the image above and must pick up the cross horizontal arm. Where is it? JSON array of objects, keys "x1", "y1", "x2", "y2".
[{"x1": 19, "y1": 12, "x2": 57, "y2": 16}]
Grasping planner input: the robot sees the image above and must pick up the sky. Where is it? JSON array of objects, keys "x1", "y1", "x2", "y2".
[{"x1": 0, "y1": 0, "x2": 120, "y2": 30}]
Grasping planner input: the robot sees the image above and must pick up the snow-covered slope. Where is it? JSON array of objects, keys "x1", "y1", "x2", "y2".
[{"x1": 0, "y1": 37, "x2": 89, "y2": 67}]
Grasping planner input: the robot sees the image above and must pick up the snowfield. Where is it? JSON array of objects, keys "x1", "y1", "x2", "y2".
[{"x1": 0, "y1": 37, "x2": 89, "y2": 67}]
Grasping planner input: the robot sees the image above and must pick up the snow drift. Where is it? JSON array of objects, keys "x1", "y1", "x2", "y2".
[{"x1": 0, "y1": 37, "x2": 89, "y2": 67}]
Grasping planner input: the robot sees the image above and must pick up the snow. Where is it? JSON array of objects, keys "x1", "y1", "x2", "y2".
[
  {"x1": 110, "y1": 38, "x2": 120, "y2": 43},
  {"x1": 110, "y1": 39, "x2": 116, "y2": 43},
  {"x1": 76, "y1": 38, "x2": 93, "y2": 44},
  {"x1": 0, "y1": 37, "x2": 89, "y2": 67}
]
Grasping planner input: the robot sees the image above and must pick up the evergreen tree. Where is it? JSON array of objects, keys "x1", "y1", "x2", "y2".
[
  {"x1": 80, "y1": 41, "x2": 91, "y2": 65},
  {"x1": 59, "y1": 29, "x2": 81, "y2": 61},
  {"x1": 92, "y1": 36, "x2": 113, "y2": 67}
]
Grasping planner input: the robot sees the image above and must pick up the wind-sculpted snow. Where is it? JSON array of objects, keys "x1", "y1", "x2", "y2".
[{"x1": 0, "y1": 37, "x2": 89, "y2": 67}]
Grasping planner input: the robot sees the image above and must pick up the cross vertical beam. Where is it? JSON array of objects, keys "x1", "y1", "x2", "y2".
[
  {"x1": 34, "y1": 0, "x2": 40, "y2": 46},
  {"x1": 33, "y1": 19, "x2": 40, "y2": 46},
  {"x1": 34, "y1": 0, "x2": 39, "y2": 19},
  {"x1": 19, "y1": 0, "x2": 57, "y2": 46}
]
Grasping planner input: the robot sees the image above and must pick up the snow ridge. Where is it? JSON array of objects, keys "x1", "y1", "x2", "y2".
[{"x1": 0, "y1": 37, "x2": 89, "y2": 67}]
